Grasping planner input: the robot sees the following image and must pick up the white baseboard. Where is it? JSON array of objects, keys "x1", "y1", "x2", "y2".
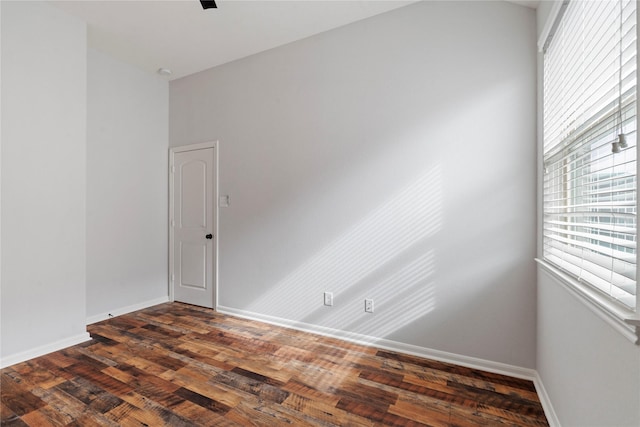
[
  {"x1": 0, "y1": 332, "x2": 91, "y2": 369},
  {"x1": 86, "y1": 295, "x2": 170, "y2": 325},
  {"x1": 0, "y1": 296, "x2": 170, "y2": 369},
  {"x1": 533, "y1": 371, "x2": 561, "y2": 427},
  {"x1": 216, "y1": 305, "x2": 537, "y2": 381}
]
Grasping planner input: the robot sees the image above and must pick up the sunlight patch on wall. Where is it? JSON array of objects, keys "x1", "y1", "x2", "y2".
[
  {"x1": 328, "y1": 250, "x2": 436, "y2": 336},
  {"x1": 246, "y1": 165, "x2": 443, "y2": 328}
]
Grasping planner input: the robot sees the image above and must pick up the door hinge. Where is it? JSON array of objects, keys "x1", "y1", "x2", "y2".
[
  {"x1": 171, "y1": 219, "x2": 175, "y2": 227},
  {"x1": 171, "y1": 274, "x2": 175, "y2": 283},
  {"x1": 171, "y1": 165, "x2": 175, "y2": 173}
]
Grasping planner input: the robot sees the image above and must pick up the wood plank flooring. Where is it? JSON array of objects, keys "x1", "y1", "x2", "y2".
[{"x1": 1, "y1": 303, "x2": 549, "y2": 426}]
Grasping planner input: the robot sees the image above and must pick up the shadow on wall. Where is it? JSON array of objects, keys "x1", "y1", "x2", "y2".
[{"x1": 246, "y1": 166, "x2": 443, "y2": 338}]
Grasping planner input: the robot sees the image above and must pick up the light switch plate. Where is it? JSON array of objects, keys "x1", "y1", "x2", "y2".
[{"x1": 324, "y1": 292, "x2": 333, "y2": 306}]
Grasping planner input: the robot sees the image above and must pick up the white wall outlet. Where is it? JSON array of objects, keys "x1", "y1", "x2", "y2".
[
  {"x1": 219, "y1": 195, "x2": 230, "y2": 207},
  {"x1": 365, "y1": 298, "x2": 374, "y2": 313},
  {"x1": 324, "y1": 292, "x2": 333, "y2": 306}
]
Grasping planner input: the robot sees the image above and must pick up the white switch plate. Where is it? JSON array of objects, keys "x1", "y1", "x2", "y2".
[
  {"x1": 219, "y1": 195, "x2": 230, "y2": 207},
  {"x1": 324, "y1": 292, "x2": 333, "y2": 306},
  {"x1": 365, "y1": 299, "x2": 374, "y2": 313}
]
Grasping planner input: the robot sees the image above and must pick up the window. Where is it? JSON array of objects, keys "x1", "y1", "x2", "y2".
[{"x1": 542, "y1": 0, "x2": 638, "y2": 312}]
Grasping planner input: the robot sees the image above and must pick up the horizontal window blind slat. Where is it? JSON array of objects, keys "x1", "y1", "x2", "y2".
[
  {"x1": 544, "y1": 233, "x2": 636, "y2": 264},
  {"x1": 544, "y1": 219, "x2": 636, "y2": 235},
  {"x1": 550, "y1": 200, "x2": 636, "y2": 211},
  {"x1": 545, "y1": 252, "x2": 636, "y2": 308},
  {"x1": 544, "y1": 90, "x2": 636, "y2": 156},
  {"x1": 543, "y1": 211, "x2": 637, "y2": 219},
  {"x1": 543, "y1": 168, "x2": 637, "y2": 192},
  {"x1": 544, "y1": 226, "x2": 637, "y2": 249},
  {"x1": 544, "y1": 245, "x2": 637, "y2": 295},
  {"x1": 543, "y1": 195, "x2": 637, "y2": 203}
]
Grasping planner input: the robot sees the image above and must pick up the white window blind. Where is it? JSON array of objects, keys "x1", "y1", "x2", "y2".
[{"x1": 543, "y1": 0, "x2": 637, "y2": 310}]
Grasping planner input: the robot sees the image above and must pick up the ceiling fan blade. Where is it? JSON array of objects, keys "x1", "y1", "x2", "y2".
[{"x1": 200, "y1": 0, "x2": 217, "y2": 9}]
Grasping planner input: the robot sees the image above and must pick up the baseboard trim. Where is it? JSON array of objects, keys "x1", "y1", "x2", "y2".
[
  {"x1": 86, "y1": 296, "x2": 170, "y2": 325},
  {"x1": 216, "y1": 305, "x2": 537, "y2": 381},
  {"x1": 533, "y1": 371, "x2": 561, "y2": 427},
  {"x1": 0, "y1": 332, "x2": 91, "y2": 369}
]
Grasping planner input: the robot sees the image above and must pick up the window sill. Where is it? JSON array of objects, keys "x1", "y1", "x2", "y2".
[{"x1": 536, "y1": 259, "x2": 640, "y2": 345}]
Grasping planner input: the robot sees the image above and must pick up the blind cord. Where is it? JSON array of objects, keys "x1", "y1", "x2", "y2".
[{"x1": 616, "y1": 0, "x2": 628, "y2": 151}]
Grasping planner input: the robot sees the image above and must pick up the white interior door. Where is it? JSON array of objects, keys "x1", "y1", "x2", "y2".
[{"x1": 171, "y1": 145, "x2": 216, "y2": 308}]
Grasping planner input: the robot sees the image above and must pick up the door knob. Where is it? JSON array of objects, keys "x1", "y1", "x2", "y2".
[{"x1": 206, "y1": 234, "x2": 213, "y2": 239}]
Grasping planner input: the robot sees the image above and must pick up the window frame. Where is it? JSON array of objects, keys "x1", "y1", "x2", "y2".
[{"x1": 537, "y1": 0, "x2": 640, "y2": 344}]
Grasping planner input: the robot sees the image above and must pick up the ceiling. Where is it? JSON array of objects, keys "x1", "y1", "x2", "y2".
[{"x1": 50, "y1": 0, "x2": 538, "y2": 81}]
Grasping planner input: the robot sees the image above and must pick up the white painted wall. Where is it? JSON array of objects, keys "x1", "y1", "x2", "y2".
[
  {"x1": 537, "y1": 271, "x2": 640, "y2": 426},
  {"x1": 171, "y1": 1, "x2": 537, "y2": 368},
  {"x1": 536, "y1": 3, "x2": 640, "y2": 426},
  {"x1": 1, "y1": 1, "x2": 89, "y2": 364},
  {"x1": 86, "y1": 48, "x2": 169, "y2": 320},
  {"x1": 535, "y1": 0, "x2": 555, "y2": 42}
]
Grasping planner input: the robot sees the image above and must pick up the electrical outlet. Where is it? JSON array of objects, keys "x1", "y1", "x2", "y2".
[
  {"x1": 365, "y1": 299, "x2": 374, "y2": 313},
  {"x1": 324, "y1": 292, "x2": 334, "y2": 306}
]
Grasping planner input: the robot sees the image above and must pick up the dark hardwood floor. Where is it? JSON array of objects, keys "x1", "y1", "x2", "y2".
[{"x1": 1, "y1": 303, "x2": 548, "y2": 426}]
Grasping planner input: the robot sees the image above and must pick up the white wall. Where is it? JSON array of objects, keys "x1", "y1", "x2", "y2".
[
  {"x1": 536, "y1": 0, "x2": 556, "y2": 41},
  {"x1": 1, "y1": 1, "x2": 89, "y2": 364},
  {"x1": 171, "y1": 1, "x2": 538, "y2": 368},
  {"x1": 537, "y1": 271, "x2": 640, "y2": 426},
  {"x1": 86, "y1": 48, "x2": 169, "y2": 320},
  {"x1": 535, "y1": 3, "x2": 640, "y2": 426}
]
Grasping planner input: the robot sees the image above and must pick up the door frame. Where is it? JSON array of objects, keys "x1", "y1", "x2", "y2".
[{"x1": 169, "y1": 141, "x2": 219, "y2": 309}]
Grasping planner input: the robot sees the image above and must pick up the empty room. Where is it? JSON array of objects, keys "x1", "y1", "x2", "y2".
[{"x1": 1, "y1": 0, "x2": 639, "y2": 426}]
